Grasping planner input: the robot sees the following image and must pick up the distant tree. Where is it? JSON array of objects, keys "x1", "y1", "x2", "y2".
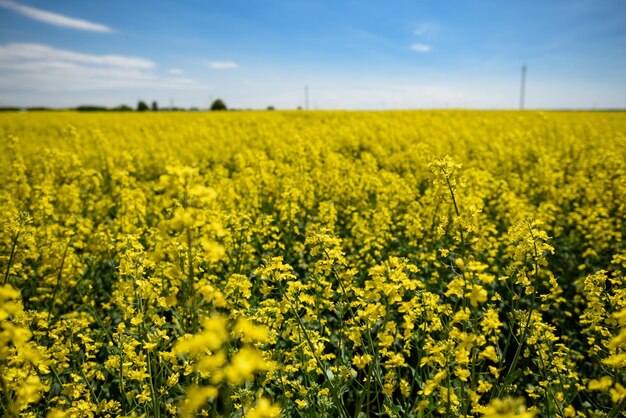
[
  {"x1": 267, "y1": 105, "x2": 275, "y2": 111},
  {"x1": 114, "y1": 104, "x2": 133, "y2": 111},
  {"x1": 76, "y1": 105, "x2": 108, "y2": 112},
  {"x1": 210, "y1": 99, "x2": 227, "y2": 111},
  {"x1": 151, "y1": 101, "x2": 158, "y2": 111},
  {"x1": 137, "y1": 100, "x2": 149, "y2": 111}
]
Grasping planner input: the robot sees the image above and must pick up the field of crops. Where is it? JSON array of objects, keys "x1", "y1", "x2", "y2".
[{"x1": 1, "y1": 110, "x2": 625, "y2": 417}]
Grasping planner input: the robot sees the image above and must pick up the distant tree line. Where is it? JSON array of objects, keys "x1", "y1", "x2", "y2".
[
  {"x1": 75, "y1": 99, "x2": 230, "y2": 112},
  {"x1": 0, "y1": 99, "x2": 293, "y2": 112}
]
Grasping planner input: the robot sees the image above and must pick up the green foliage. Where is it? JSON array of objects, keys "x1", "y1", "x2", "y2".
[
  {"x1": 137, "y1": 100, "x2": 149, "y2": 111},
  {"x1": 210, "y1": 99, "x2": 227, "y2": 111}
]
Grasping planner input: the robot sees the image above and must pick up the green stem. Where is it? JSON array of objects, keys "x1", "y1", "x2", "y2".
[
  {"x1": 497, "y1": 223, "x2": 540, "y2": 398},
  {"x1": 137, "y1": 287, "x2": 161, "y2": 418},
  {"x1": 185, "y1": 226, "x2": 197, "y2": 332},
  {"x1": 119, "y1": 335, "x2": 127, "y2": 415},
  {"x1": 1, "y1": 374, "x2": 15, "y2": 418},
  {"x1": 3, "y1": 230, "x2": 20, "y2": 285},
  {"x1": 445, "y1": 176, "x2": 465, "y2": 251},
  {"x1": 283, "y1": 288, "x2": 350, "y2": 418},
  {"x1": 608, "y1": 397, "x2": 626, "y2": 418},
  {"x1": 47, "y1": 238, "x2": 72, "y2": 322},
  {"x1": 536, "y1": 348, "x2": 563, "y2": 417}
]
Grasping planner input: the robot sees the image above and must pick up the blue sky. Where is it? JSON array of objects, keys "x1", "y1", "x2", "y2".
[{"x1": 0, "y1": 0, "x2": 625, "y2": 109}]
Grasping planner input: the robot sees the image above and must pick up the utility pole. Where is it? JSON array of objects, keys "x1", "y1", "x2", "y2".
[
  {"x1": 305, "y1": 85, "x2": 309, "y2": 110},
  {"x1": 520, "y1": 65, "x2": 527, "y2": 110}
]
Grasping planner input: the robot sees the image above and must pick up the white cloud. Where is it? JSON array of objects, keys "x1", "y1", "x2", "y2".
[
  {"x1": 168, "y1": 68, "x2": 184, "y2": 75},
  {"x1": 205, "y1": 61, "x2": 239, "y2": 69},
  {"x1": 0, "y1": 43, "x2": 154, "y2": 68},
  {"x1": 0, "y1": 0, "x2": 112, "y2": 32},
  {"x1": 0, "y1": 42, "x2": 205, "y2": 93},
  {"x1": 411, "y1": 43, "x2": 432, "y2": 53}
]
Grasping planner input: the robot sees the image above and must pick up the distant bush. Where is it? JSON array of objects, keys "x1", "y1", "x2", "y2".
[
  {"x1": 137, "y1": 100, "x2": 149, "y2": 111},
  {"x1": 210, "y1": 99, "x2": 227, "y2": 111},
  {"x1": 76, "y1": 106, "x2": 108, "y2": 112}
]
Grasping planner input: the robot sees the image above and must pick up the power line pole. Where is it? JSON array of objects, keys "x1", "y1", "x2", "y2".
[
  {"x1": 305, "y1": 85, "x2": 309, "y2": 110},
  {"x1": 520, "y1": 65, "x2": 527, "y2": 110}
]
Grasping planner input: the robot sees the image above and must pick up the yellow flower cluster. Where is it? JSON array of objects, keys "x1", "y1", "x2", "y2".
[
  {"x1": 1, "y1": 284, "x2": 48, "y2": 416},
  {"x1": 0, "y1": 110, "x2": 625, "y2": 416}
]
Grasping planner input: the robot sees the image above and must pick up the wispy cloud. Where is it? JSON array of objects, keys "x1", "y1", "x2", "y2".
[
  {"x1": 0, "y1": 0, "x2": 112, "y2": 32},
  {"x1": 205, "y1": 61, "x2": 239, "y2": 69},
  {"x1": 411, "y1": 43, "x2": 432, "y2": 53},
  {"x1": 0, "y1": 42, "x2": 204, "y2": 91},
  {"x1": 413, "y1": 22, "x2": 439, "y2": 37},
  {"x1": 0, "y1": 43, "x2": 153, "y2": 68},
  {"x1": 168, "y1": 68, "x2": 184, "y2": 75}
]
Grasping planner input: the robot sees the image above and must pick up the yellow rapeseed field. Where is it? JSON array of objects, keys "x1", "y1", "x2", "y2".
[{"x1": 1, "y1": 110, "x2": 625, "y2": 417}]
